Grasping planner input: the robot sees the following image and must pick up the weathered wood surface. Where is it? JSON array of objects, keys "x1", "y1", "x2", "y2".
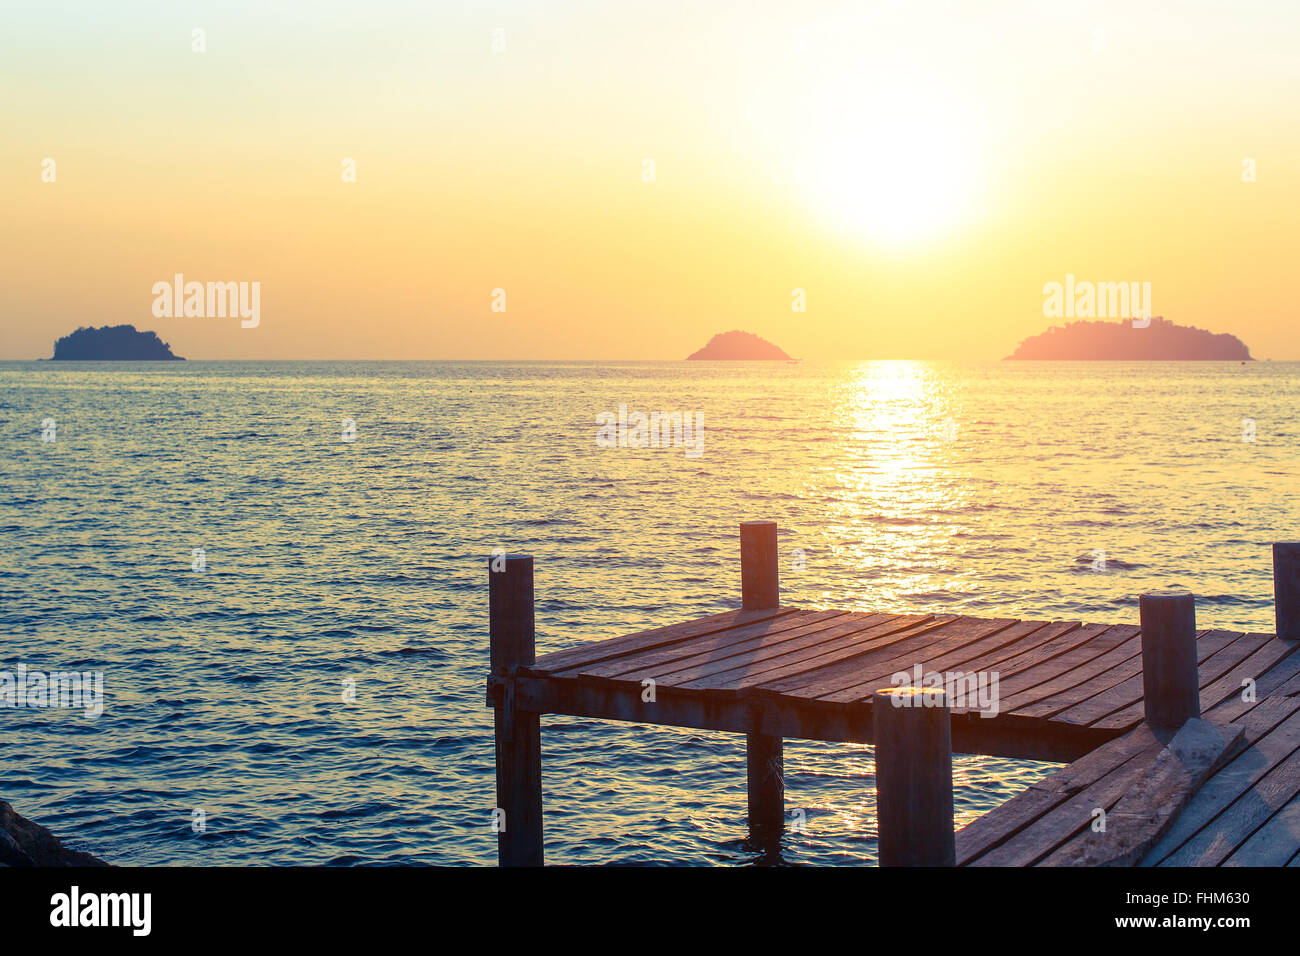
[
  {"x1": 528, "y1": 607, "x2": 797, "y2": 676},
  {"x1": 1144, "y1": 693, "x2": 1300, "y2": 866},
  {"x1": 500, "y1": 604, "x2": 1300, "y2": 865},
  {"x1": 1044, "y1": 719, "x2": 1244, "y2": 866},
  {"x1": 875, "y1": 686, "x2": 956, "y2": 866},
  {"x1": 489, "y1": 555, "x2": 544, "y2": 866},
  {"x1": 956, "y1": 692, "x2": 1300, "y2": 866},
  {"x1": 517, "y1": 608, "x2": 1300, "y2": 761}
]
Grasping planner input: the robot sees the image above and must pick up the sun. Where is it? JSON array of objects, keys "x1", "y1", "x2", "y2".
[{"x1": 805, "y1": 94, "x2": 982, "y2": 245}]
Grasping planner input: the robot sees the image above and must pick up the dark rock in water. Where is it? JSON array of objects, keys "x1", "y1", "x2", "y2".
[
  {"x1": 1006, "y1": 317, "x2": 1252, "y2": 360},
  {"x1": 687, "y1": 330, "x2": 792, "y2": 360},
  {"x1": 51, "y1": 324, "x2": 184, "y2": 360},
  {"x1": 0, "y1": 799, "x2": 109, "y2": 866}
]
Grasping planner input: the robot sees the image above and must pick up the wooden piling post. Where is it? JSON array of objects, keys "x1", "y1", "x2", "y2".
[
  {"x1": 741, "y1": 521, "x2": 783, "y2": 841},
  {"x1": 1274, "y1": 543, "x2": 1300, "y2": 641},
  {"x1": 490, "y1": 554, "x2": 543, "y2": 866},
  {"x1": 740, "y1": 521, "x2": 779, "y2": 610},
  {"x1": 873, "y1": 686, "x2": 955, "y2": 866},
  {"x1": 746, "y1": 731, "x2": 783, "y2": 843},
  {"x1": 1139, "y1": 591, "x2": 1200, "y2": 729}
]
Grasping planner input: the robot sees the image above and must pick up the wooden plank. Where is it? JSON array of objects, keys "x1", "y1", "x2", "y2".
[
  {"x1": 766, "y1": 616, "x2": 1019, "y2": 699},
  {"x1": 770, "y1": 617, "x2": 1021, "y2": 700},
  {"x1": 1154, "y1": 725, "x2": 1300, "y2": 866},
  {"x1": 948, "y1": 622, "x2": 1105, "y2": 697},
  {"x1": 908, "y1": 621, "x2": 1095, "y2": 717},
  {"x1": 509, "y1": 673, "x2": 1109, "y2": 760},
  {"x1": 950, "y1": 714, "x2": 1118, "y2": 762},
  {"x1": 956, "y1": 723, "x2": 1164, "y2": 864},
  {"x1": 750, "y1": 614, "x2": 978, "y2": 699},
  {"x1": 965, "y1": 743, "x2": 1164, "y2": 866},
  {"x1": 1205, "y1": 649, "x2": 1300, "y2": 724},
  {"x1": 1221, "y1": 792, "x2": 1300, "y2": 866},
  {"x1": 590, "y1": 613, "x2": 904, "y2": 686},
  {"x1": 1067, "y1": 630, "x2": 1256, "y2": 728},
  {"x1": 928, "y1": 620, "x2": 1085, "y2": 684},
  {"x1": 679, "y1": 614, "x2": 972, "y2": 694},
  {"x1": 568, "y1": 609, "x2": 856, "y2": 680},
  {"x1": 868, "y1": 621, "x2": 1117, "y2": 714},
  {"x1": 1141, "y1": 695, "x2": 1300, "y2": 864},
  {"x1": 813, "y1": 619, "x2": 1075, "y2": 706},
  {"x1": 1220, "y1": 693, "x2": 1292, "y2": 730},
  {"x1": 528, "y1": 606, "x2": 798, "y2": 675},
  {"x1": 1041, "y1": 719, "x2": 1245, "y2": 866},
  {"x1": 1096, "y1": 635, "x2": 1300, "y2": 731},
  {"x1": 1222, "y1": 690, "x2": 1300, "y2": 732},
  {"x1": 574, "y1": 609, "x2": 867, "y2": 680},
  {"x1": 665, "y1": 614, "x2": 943, "y2": 692},
  {"x1": 812, "y1": 618, "x2": 1046, "y2": 707},
  {"x1": 999, "y1": 633, "x2": 1146, "y2": 719},
  {"x1": 956, "y1": 787, "x2": 1069, "y2": 866},
  {"x1": 1033, "y1": 723, "x2": 1167, "y2": 794},
  {"x1": 992, "y1": 625, "x2": 1138, "y2": 712},
  {"x1": 866, "y1": 620, "x2": 1086, "y2": 715},
  {"x1": 1268, "y1": 667, "x2": 1300, "y2": 697},
  {"x1": 1273, "y1": 669, "x2": 1300, "y2": 697},
  {"x1": 1044, "y1": 630, "x2": 1250, "y2": 727}
]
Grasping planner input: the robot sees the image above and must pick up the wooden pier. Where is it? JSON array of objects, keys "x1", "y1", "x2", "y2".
[{"x1": 486, "y1": 527, "x2": 1300, "y2": 866}]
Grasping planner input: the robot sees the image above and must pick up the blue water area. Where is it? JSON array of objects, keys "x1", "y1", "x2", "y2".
[{"x1": 1, "y1": 359, "x2": 1295, "y2": 864}]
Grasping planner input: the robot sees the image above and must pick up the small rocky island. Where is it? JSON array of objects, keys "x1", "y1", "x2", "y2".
[
  {"x1": 687, "y1": 330, "x2": 792, "y2": 360},
  {"x1": 50, "y1": 324, "x2": 184, "y2": 360},
  {"x1": 1006, "y1": 317, "x2": 1252, "y2": 361}
]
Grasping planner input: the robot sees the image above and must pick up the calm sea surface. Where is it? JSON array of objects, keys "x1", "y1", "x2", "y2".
[{"x1": 1, "y1": 360, "x2": 1297, "y2": 865}]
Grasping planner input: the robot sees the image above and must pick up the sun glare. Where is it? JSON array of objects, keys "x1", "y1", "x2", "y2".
[{"x1": 807, "y1": 96, "x2": 981, "y2": 245}]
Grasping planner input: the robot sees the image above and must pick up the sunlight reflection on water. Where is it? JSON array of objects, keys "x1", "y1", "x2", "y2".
[{"x1": 1, "y1": 359, "x2": 1296, "y2": 864}]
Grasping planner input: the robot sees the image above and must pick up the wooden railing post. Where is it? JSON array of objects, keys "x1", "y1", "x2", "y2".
[
  {"x1": 1274, "y1": 543, "x2": 1300, "y2": 641},
  {"x1": 490, "y1": 554, "x2": 543, "y2": 866},
  {"x1": 873, "y1": 686, "x2": 955, "y2": 866},
  {"x1": 741, "y1": 521, "x2": 783, "y2": 842},
  {"x1": 1139, "y1": 591, "x2": 1200, "y2": 729}
]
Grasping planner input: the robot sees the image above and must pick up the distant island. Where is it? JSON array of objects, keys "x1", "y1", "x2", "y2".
[
  {"x1": 687, "y1": 330, "x2": 792, "y2": 360},
  {"x1": 1006, "y1": 317, "x2": 1252, "y2": 361},
  {"x1": 50, "y1": 325, "x2": 184, "y2": 360}
]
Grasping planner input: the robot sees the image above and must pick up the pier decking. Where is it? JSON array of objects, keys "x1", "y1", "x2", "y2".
[
  {"x1": 959, "y1": 691, "x2": 1300, "y2": 866},
  {"x1": 486, "y1": 524, "x2": 1300, "y2": 866},
  {"x1": 518, "y1": 608, "x2": 1299, "y2": 761}
]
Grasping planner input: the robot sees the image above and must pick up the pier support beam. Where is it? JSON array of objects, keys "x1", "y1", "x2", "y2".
[
  {"x1": 746, "y1": 732, "x2": 784, "y2": 844},
  {"x1": 490, "y1": 555, "x2": 543, "y2": 867},
  {"x1": 1274, "y1": 543, "x2": 1300, "y2": 642},
  {"x1": 1139, "y1": 591, "x2": 1200, "y2": 730},
  {"x1": 741, "y1": 521, "x2": 784, "y2": 843},
  {"x1": 873, "y1": 686, "x2": 956, "y2": 867}
]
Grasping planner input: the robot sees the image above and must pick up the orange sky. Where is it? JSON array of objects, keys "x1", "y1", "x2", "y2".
[{"x1": 2, "y1": 1, "x2": 1297, "y2": 360}]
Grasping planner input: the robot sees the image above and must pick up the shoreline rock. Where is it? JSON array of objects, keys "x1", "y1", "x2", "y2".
[{"x1": 0, "y1": 800, "x2": 110, "y2": 867}]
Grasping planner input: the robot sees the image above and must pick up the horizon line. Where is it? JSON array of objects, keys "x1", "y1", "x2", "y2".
[{"x1": 4, "y1": 356, "x2": 1294, "y2": 363}]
